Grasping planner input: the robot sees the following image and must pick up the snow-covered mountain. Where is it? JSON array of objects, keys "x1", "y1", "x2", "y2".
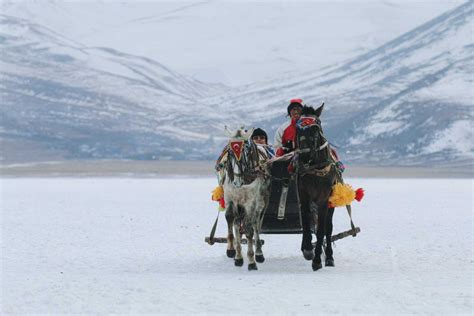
[
  {"x1": 1, "y1": 1, "x2": 472, "y2": 166},
  {"x1": 211, "y1": 1, "x2": 473, "y2": 166},
  {"x1": 0, "y1": 14, "x2": 228, "y2": 160}
]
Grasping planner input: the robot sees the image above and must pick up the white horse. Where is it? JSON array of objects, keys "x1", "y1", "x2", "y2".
[{"x1": 221, "y1": 128, "x2": 272, "y2": 270}]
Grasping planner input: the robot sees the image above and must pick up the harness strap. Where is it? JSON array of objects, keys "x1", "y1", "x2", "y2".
[
  {"x1": 334, "y1": 169, "x2": 358, "y2": 237},
  {"x1": 316, "y1": 141, "x2": 328, "y2": 151},
  {"x1": 265, "y1": 151, "x2": 295, "y2": 164},
  {"x1": 215, "y1": 145, "x2": 229, "y2": 171},
  {"x1": 207, "y1": 210, "x2": 220, "y2": 245},
  {"x1": 300, "y1": 162, "x2": 333, "y2": 177},
  {"x1": 345, "y1": 204, "x2": 357, "y2": 236}
]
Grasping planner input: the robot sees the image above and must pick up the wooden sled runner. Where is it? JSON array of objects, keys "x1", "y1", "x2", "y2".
[{"x1": 205, "y1": 227, "x2": 360, "y2": 245}]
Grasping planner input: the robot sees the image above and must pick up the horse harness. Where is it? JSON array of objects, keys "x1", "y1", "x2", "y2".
[
  {"x1": 226, "y1": 140, "x2": 272, "y2": 184},
  {"x1": 295, "y1": 116, "x2": 334, "y2": 179},
  {"x1": 295, "y1": 115, "x2": 358, "y2": 237}
]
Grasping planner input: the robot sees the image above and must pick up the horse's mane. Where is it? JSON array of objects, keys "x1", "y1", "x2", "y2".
[{"x1": 301, "y1": 105, "x2": 318, "y2": 116}]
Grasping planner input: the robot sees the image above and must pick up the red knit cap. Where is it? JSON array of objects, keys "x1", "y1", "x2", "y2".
[
  {"x1": 287, "y1": 98, "x2": 303, "y2": 115},
  {"x1": 290, "y1": 98, "x2": 303, "y2": 104}
]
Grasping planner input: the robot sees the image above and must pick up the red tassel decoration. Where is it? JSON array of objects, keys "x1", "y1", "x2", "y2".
[
  {"x1": 355, "y1": 188, "x2": 365, "y2": 202},
  {"x1": 219, "y1": 197, "x2": 225, "y2": 209},
  {"x1": 287, "y1": 163, "x2": 295, "y2": 174}
]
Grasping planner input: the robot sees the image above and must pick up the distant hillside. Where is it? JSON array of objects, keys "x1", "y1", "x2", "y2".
[
  {"x1": 210, "y1": 1, "x2": 473, "y2": 166},
  {"x1": 1, "y1": 2, "x2": 472, "y2": 166},
  {"x1": 0, "y1": 15, "x2": 227, "y2": 161}
]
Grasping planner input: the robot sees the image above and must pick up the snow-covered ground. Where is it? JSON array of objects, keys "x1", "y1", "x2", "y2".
[{"x1": 1, "y1": 177, "x2": 472, "y2": 314}]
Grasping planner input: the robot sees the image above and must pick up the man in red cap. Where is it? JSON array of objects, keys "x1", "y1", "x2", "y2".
[{"x1": 274, "y1": 98, "x2": 303, "y2": 156}]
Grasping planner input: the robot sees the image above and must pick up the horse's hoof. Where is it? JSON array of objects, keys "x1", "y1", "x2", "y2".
[
  {"x1": 248, "y1": 263, "x2": 258, "y2": 271},
  {"x1": 234, "y1": 258, "x2": 244, "y2": 267},
  {"x1": 312, "y1": 261, "x2": 323, "y2": 271},
  {"x1": 226, "y1": 249, "x2": 236, "y2": 258},
  {"x1": 325, "y1": 258, "x2": 335, "y2": 267},
  {"x1": 302, "y1": 249, "x2": 315, "y2": 261},
  {"x1": 255, "y1": 254, "x2": 265, "y2": 263}
]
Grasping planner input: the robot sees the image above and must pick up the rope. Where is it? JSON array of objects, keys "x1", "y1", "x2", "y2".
[
  {"x1": 265, "y1": 151, "x2": 295, "y2": 164},
  {"x1": 345, "y1": 204, "x2": 357, "y2": 236},
  {"x1": 334, "y1": 168, "x2": 358, "y2": 236},
  {"x1": 207, "y1": 209, "x2": 221, "y2": 245}
]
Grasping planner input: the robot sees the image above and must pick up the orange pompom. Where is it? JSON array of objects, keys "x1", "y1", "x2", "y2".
[
  {"x1": 328, "y1": 183, "x2": 356, "y2": 207},
  {"x1": 211, "y1": 186, "x2": 224, "y2": 201}
]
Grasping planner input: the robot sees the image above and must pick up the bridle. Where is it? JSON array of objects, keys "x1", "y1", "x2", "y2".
[
  {"x1": 295, "y1": 115, "x2": 332, "y2": 173},
  {"x1": 227, "y1": 138, "x2": 270, "y2": 186}
]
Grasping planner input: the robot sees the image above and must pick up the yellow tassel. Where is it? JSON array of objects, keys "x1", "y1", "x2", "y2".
[
  {"x1": 211, "y1": 186, "x2": 224, "y2": 201},
  {"x1": 329, "y1": 183, "x2": 356, "y2": 207}
]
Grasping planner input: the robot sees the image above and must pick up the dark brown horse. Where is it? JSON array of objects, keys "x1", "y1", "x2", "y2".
[{"x1": 295, "y1": 104, "x2": 337, "y2": 271}]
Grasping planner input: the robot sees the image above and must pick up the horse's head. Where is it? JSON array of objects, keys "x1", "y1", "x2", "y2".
[
  {"x1": 296, "y1": 103, "x2": 330, "y2": 167},
  {"x1": 226, "y1": 127, "x2": 253, "y2": 187},
  {"x1": 225, "y1": 127, "x2": 269, "y2": 187}
]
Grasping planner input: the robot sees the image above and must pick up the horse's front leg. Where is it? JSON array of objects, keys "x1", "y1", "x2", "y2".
[
  {"x1": 245, "y1": 218, "x2": 257, "y2": 271},
  {"x1": 312, "y1": 204, "x2": 327, "y2": 271},
  {"x1": 225, "y1": 206, "x2": 236, "y2": 258},
  {"x1": 254, "y1": 224, "x2": 264, "y2": 264},
  {"x1": 299, "y1": 190, "x2": 314, "y2": 260},
  {"x1": 233, "y1": 216, "x2": 244, "y2": 267},
  {"x1": 325, "y1": 207, "x2": 335, "y2": 267},
  {"x1": 254, "y1": 200, "x2": 265, "y2": 263}
]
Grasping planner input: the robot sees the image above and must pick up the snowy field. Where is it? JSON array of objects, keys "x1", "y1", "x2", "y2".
[{"x1": 1, "y1": 177, "x2": 472, "y2": 315}]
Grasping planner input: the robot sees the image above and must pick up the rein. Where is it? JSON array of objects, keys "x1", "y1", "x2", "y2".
[
  {"x1": 297, "y1": 140, "x2": 328, "y2": 154},
  {"x1": 298, "y1": 162, "x2": 333, "y2": 177},
  {"x1": 295, "y1": 114, "x2": 333, "y2": 178}
]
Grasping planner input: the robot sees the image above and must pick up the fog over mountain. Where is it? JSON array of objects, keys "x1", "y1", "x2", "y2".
[
  {"x1": 1, "y1": 0, "x2": 462, "y2": 86},
  {"x1": 1, "y1": 1, "x2": 472, "y2": 166}
]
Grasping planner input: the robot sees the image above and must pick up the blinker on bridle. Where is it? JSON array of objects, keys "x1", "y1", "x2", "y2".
[{"x1": 297, "y1": 116, "x2": 327, "y2": 152}]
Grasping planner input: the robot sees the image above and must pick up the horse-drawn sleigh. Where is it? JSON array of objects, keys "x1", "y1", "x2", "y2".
[{"x1": 205, "y1": 104, "x2": 363, "y2": 271}]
